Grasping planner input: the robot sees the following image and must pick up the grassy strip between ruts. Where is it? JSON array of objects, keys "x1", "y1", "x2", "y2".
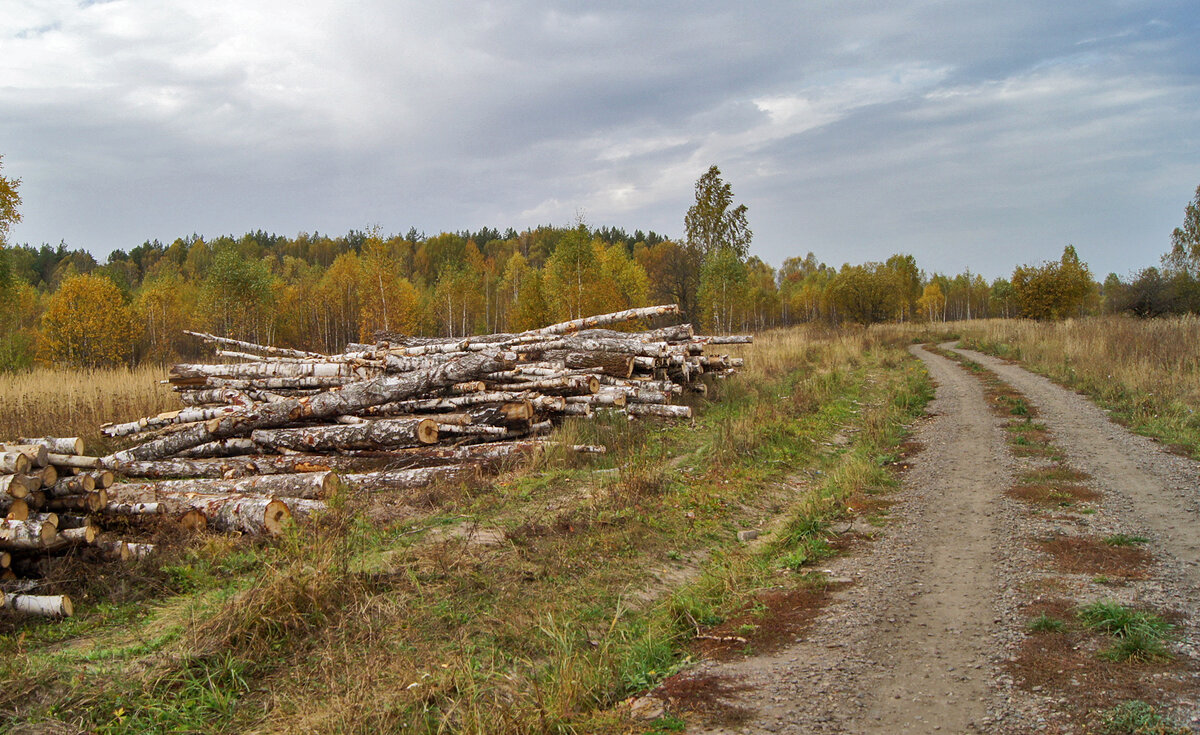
[{"x1": 0, "y1": 327, "x2": 931, "y2": 734}]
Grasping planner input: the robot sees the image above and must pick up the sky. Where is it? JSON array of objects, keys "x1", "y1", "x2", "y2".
[{"x1": 2, "y1": 1, "x2": 1199, "y2": 281}]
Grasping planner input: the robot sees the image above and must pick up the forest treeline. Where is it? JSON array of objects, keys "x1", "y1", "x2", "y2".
[{"x1": 1, "y1": 157, "x2": 1198, "y2": 370}]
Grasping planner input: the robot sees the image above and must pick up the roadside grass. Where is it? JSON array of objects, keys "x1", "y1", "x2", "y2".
[
  {"x1": 955, "y1": 316, "x2": 1200, "y2": 459},
  {"x1": 0, "y1": 326, "x2": 932, "y2": 734}
]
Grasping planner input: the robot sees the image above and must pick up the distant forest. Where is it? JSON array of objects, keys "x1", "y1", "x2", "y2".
[{"x1": 1, "y1": 172, "x2": 1198, "y2": 371}]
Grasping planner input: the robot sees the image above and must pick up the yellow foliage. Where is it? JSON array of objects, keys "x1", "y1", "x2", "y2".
[{"x1": 40, "y1": 273, "x2": 139, "y2": 368}]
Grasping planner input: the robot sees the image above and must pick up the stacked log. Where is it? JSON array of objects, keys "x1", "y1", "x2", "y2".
[{"x1": 92, "y1": 304, "x2": 748, "y2": 525}]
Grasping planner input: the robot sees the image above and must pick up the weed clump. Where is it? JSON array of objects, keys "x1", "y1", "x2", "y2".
[{"x1": 1077, "y1": 600, "x2": 1174, "y2": 663}]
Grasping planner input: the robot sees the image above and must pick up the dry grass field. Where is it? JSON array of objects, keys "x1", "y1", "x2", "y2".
[
  {"x1": 0, "y1": 364, "x2": 175, "y2": 452},
  {"x1": 956, "y1": 316, "x2": 1200, "y2": 456}
]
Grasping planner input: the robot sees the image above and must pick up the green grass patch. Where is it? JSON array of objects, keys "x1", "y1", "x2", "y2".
[{"x1": 1096, "y1": 700, "x2": 1190, "y2": 735}]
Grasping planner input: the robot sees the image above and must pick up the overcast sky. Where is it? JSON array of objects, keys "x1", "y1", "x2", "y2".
[{"x1": 3, "y1": 1, "x2": 1198, "y2": 280}]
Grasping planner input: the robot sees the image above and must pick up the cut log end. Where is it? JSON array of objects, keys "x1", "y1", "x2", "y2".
[
  {"x1": 263, "y1": 499, "x2": 293, "y2": 536},
  {"x1": 178, "y1": 509, "x2": 207, "y2": 531},
  {"x1": 416, "y1": 418, "x2": 440, "y2": 445}
]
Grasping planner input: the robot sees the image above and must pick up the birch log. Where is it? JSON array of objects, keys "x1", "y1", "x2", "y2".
[
  {"x1": 0, "y1": 519, "x2": 57, "y2": 549},
  {"x1": 0, "y1": 444, "x2": 49, "y2": 467},
  {"x1": 109, "y1": 471, "x2": 337, "y2": 502},
  {"x1": 16, "y1": 437, "x2": 85, "y2": 455},
  {"x1": 4, "y1": 593, "x2": 73, "y2": 617},
  {"x1": 626, "y1": 404, "x2": 693, "y2": 419},
  {"x1": 156, "y1": 493, "x2": 293, "y2": 535},
  {"x1": 3, "y1": 498, "x2": 29, "y2": 521},
  {"x1": 0, "y1": 453, "x2": 31, "y2": 475},
  {"x1": 46, "y1": 454, "x2": 105, "y2": 470},
  {"x1": 0, "y1": 475, "x2": 30, "y2": 499},
  {"x1": 250, "y1": 417, "x2": 438, "y2": 453},
  {"x1": 342, "y1": 465, "x2": 477, "y2": 491},
  {"x1": 46, "y1": 475, "x2": 96, "y2": 498}
]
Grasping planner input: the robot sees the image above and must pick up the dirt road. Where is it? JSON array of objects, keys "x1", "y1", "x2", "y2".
[{"x1": 673, "y1": 344, "x2": 1200, "y2": 734}]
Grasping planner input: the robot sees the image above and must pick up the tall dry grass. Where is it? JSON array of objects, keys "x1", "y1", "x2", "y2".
[
  {"x1": 957, "y1": 316, "x2": 1200, "y2": 455},
  {"x1": 0, "y1": 364, "x2": 175, "y2": 450}
]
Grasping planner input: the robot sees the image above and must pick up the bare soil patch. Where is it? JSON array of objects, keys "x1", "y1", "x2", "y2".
[
  {"x1": 1035, "y1": 535, "x2": 1152, "y2": 578},
  {"x1": 692, "y1": 581, "x2": 845, "y2": 661},
  {"x1": 657, "y1": 671, "x2": 755, "y2": 727}
]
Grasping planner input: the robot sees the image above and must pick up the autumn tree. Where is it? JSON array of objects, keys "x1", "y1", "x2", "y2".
[
  {"x1": 885, "y1": 254, "x2": 922, "y2": 322},
  {"x1": 1011, "y1": 245, "x2": 1094, "y2": 320},
  {"x1": 698, "y1": 246, "x2": 747, "y2": 333},
  {"x1": 201, "y1": 247, "x2": 278, "y2": 342},
  {"x1": 0, "y1": 154, "x2": 28, "y2": 369},
  {"x1": 0, "y1": 154, "x2": 20, "y2": 253},
  {"x1": 828, "y1": 263, "x2": 901, "y2": 324},
  {"x1": 1162, "y1": 184, "x2": 1200, "y2": 312},
  {"x1": 359, "y1": 231, "x2": 420, "y2": 340},
  {"x1": 636, "y1": 240, "x2": 699, "y2": 320},
  {"x1": 685, "y1": 165, "x2": 752, "y2": 258},
  {"x1": 917, "y1": 282, "x2": 946, "y2": 322},
  {"x1": 40, "y1": 273, "x2": 139, "y2": 367},
  {"x1": 135, "y1": 264, "x2": 199, "y2": 362},
  {"x1": 543, "y1": 225, "x2": 602, "y2": 321}
]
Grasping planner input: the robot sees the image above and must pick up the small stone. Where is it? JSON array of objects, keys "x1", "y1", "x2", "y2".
[
  {"x1": 629, "y1": 696, "x2": 665, "y2": 721},
  {"x1": 737, "y1": 529, "x2": 759, "y2": 542}
]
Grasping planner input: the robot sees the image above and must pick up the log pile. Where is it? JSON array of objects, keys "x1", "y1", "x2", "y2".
[
  {"x1": 1, "y1": 306, "x2": 750, "y2": 618},
  {"x1": 97, "y1": 305, "x2": 748, "y2": 521},
  {"x1": 0, "y1": 438, "x2": 119, "y2": 617}
]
